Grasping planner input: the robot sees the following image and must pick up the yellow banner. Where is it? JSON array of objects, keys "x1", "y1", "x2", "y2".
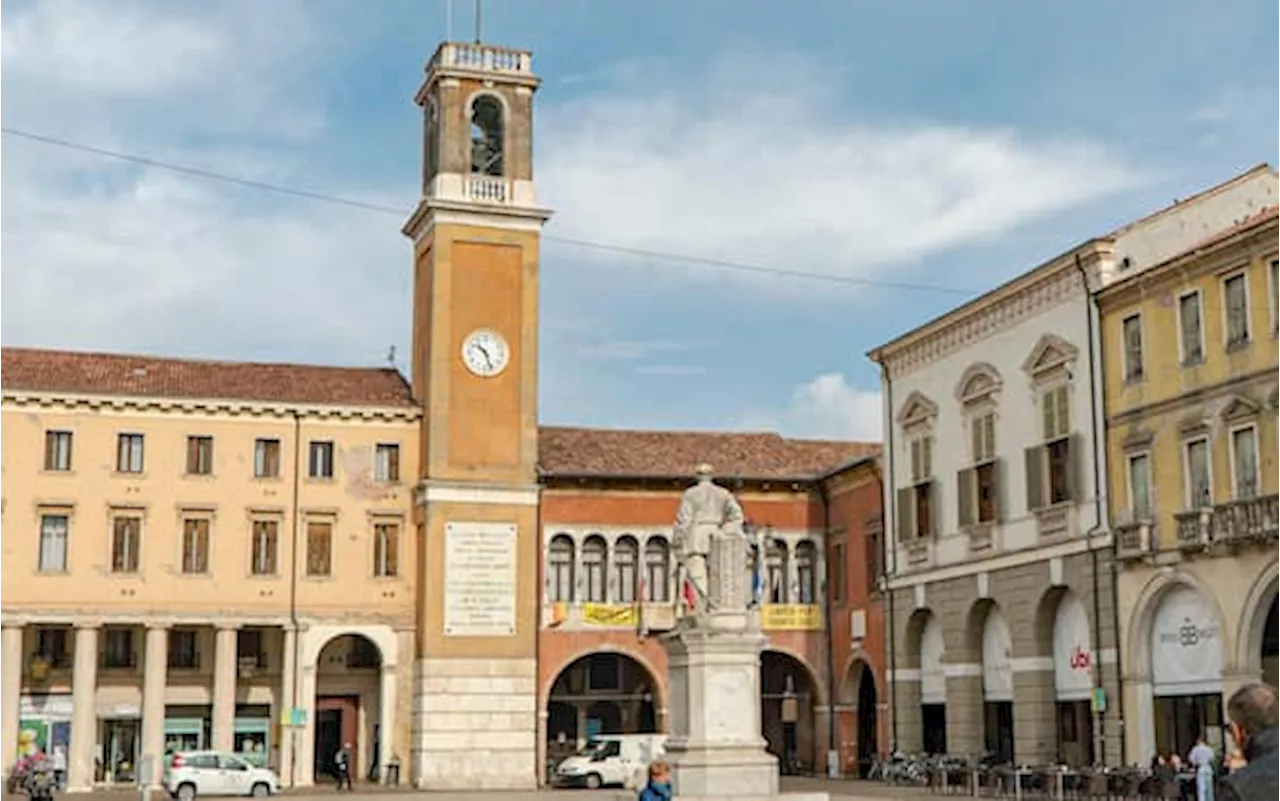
[
  {"x1": 762, "y1": 604, "x2": 822, "y2": 631},
  {"x1": 581, "y1": 603, "x2": 639, "y2": 627}
]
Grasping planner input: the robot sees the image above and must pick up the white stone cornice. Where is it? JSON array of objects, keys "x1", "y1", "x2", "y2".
[{"x1": 417, "y1": 481, "x2": 540, "y2": 507}]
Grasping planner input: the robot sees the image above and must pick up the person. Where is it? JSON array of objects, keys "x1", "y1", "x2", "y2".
[
  {"x1": 1217, "y1": 682, "x2": 1277, "y2": 801},
  {"x1": 637, "y1": 760, "x2": 672, "y2": 801},
  {"x1": 1188, "y1": 735, "x2": 1215, "y2": 801},
  {"x1": 333, "y1": 743, "x2": 353, "y2": 792},
  {"x1": 50, "y1": 745, "x2": 66, "y2": 791}
]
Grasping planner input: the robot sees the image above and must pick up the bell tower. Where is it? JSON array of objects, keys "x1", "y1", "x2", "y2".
[{"x1": 402, "y1": 41, "x2": 552, "y2": 790}]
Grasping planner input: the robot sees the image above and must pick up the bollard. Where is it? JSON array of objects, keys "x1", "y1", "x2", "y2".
[{"x1": 385, "y1": 753, "x2": 401, "y2": 786}]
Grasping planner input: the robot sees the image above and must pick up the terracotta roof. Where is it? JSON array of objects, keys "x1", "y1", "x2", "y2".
[
  {"x1": 538, "y1": 426, "x2": 878, "y2": 481},
  {"x1": 1, "y1": 347, "x2": 415, "y2": 408}
]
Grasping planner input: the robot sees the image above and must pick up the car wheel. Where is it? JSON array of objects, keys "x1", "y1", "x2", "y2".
[
  {"x1": 177, "y1": 783, "x2": 197, "y2": 801},
  {"x1": 250, "y1": 782, "x2": 271, "y2": 797},
  {"x1": 584, "y1": 773, "x2": 602, "y2": 790}
]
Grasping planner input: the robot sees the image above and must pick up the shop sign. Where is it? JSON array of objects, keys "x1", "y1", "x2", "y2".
[
  {"x1": 581, "y1": 604, "x2": 638, "y2": 627},
  {"x1": 1151, "y1": 585, "x2": 1222, "y2": 695},
  {"x1": 762, "y1": 604, "x2": 821, "y2": 631}
]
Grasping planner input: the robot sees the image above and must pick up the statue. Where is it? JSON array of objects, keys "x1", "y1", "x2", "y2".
[{"x1": 673, "y1": 463, "x2": 747, "y2": 620}]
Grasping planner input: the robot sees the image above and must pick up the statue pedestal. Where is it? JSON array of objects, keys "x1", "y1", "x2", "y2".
[{"x1": 662, "y1": 613, "x2": 828, "y2": 801}]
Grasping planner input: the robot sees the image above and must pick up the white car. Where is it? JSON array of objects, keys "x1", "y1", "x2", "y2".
[{"x1": 163, "y1": 751, "x2": 279, "y2": 800}]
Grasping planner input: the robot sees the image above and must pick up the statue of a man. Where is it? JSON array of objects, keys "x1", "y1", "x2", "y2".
[{"x1": 673, "y1": 463, "x2": 745, "y2": 617}]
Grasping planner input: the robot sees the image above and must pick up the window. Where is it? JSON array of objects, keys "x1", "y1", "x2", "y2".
[
  {"x1": 1127, "y1": 453, "x2": 1153, "y2": 519},
  {"x1": 1178, "y1": 291, "x2": 1204, "y2": 365},
  {"x1": 43, "y1": 431, "x2": 73, "y2": 472},
  {"x1": 186, "y1": 436, "x2": 214, "y2": 475},
  {"x1": 1224, "y1": 273, "x2": 1250, "y2": 347},
  {"x1": 35, "y1": 628, "x2": 69, "y2": 669},
  {"x1": 373, "y1": 522, "x2": 399, "y2": 577},
  {"x1": 102, "y1": 628, "x2": 134, "y2": 669},
  {"x1": 765, "y1": 540, "x2": 788, "y2": 603},
  {"x1": 237, "y1": 629, "x2": 265, "y2": 669},
  {"x1": 581, "y1": 536, "x2": 606, "y2": 602},
  {"x1": 305, "y1": 521, "x2": 332, "y2": 577},
  {"x1": 643, "y1": 539, "x2": 669, "y2": 602},
  {"x1": 1026, "y1": 386, "x2": 1076, "y2": 511},
  {"x1": 795, "y1": 541, "x2": 817, "y2": 604},
  {"x1": 1122, "y1": 314, "x2": 1144, "y2": 381},
  {"x1": 181, "y1": 518, "x2": 210, "y2": 574},
  {"x1": 898, "y1": 434, "x2": 937, "y2": 541},
  {"x1": 374, "y1": 444, "x2": 400, "y2": 482},
  {"x1": 110, "y1": 516, "x2": 141, "y2": 573},
  {"x1": 116, "y1": 433, "x2": 144, "y2": 473},
  {"x1": 168, "y1": 629, "x2": 199, "y2": 669},
  {"x1": 548, "y1": 536, "x2": 575, "y2": 602},
  {"x1": 308, "y1": 441, "x2": 334, "y2": 479},
  {"x1": 829, "y1": 541, "x2": 846, "y2": 606},
  {"x1": 959, "y1": 413, "x2": 1000, "y2": 528},
  {"x1": 38, "y1": 514, "x2": 69, "y2": 573},
  {"x1": 347, "y1": 637, "x2": 380, "y2": 668},
  {"x1": 250, "y1": 521, "x2": 278, "y2": 576},
  {"x1": 469, "y1": 94, "x2": 505, "y2": 177},
  {"x1": 866, "y1": 523, "x2": 882, "y2": 596},
  {"x1": 1230, "y1": 425, "x2": 1260, "y2": 500},
  {"x1": 1184, "y1": 438, "x2": 1212, "y2": 509},
  {"x1": 254, "y1": 439, "x2": 281, "y2": 478},
  {"x1": 613, "y1": 537, "x2": 638, "y2": 603}
]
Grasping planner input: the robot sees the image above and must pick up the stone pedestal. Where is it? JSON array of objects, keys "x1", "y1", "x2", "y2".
[{"x1": 663, "y1": 610, "x2": 828, "y2": 801}]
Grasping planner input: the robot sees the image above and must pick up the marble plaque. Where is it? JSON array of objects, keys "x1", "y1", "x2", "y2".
[{"x1": 443, "y1": 522, "x2": 518, "y2": 637}]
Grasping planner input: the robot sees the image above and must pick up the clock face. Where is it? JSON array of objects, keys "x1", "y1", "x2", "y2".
[{"x1": 461, "y1": 329, "x2": 510, "y2": 377}]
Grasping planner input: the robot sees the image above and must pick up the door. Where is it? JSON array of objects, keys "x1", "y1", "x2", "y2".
[
  {"x1": 1056, "y1": 701, "x2": 1094, "y2": 767},
  {"x1": 314, "y1": 710, "x2": 342, "y2": 779},
  {"x1": 102, "y1": 719, "x2": 141, "y2": 783}
]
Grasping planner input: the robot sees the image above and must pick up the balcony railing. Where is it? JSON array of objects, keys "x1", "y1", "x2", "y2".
[
  {"x1": 467, "y1": 175, "x2": 510, "y2": 204},
  {"x1": 429, "y1": 42, "x2": 532, "y2": 75},
  {"x1": 1175, "y1": 510, "x2": 1212, "y2": 550},
  {"x1": 1115, "y1": 520, "x2": 1154, "y2": 560},
  {"x1": 1212, "y1": 494, "x2": 1280, "y2": 543}
]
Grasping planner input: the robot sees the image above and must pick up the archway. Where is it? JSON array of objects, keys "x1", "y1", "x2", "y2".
[
  {"x1": 972, "y1": 602, "x2": 1014, "y2": 765},
  {"x1": 1037, "y1": 589, "x2": 1096, "y2": 767},
  {"x1": 906, "y1": 609, "x2": 946, "y2": 756},
  {"x1": 1148, "y1": 585, "x2": 1224, "y2": 758},
  {"x1": 545, "y1": 651, "x2": 661, "y2": 768},
  {"x1": 1262, "y1": 597, "x2": 1278, "y2": 688},
  {"x1": 854, "y1": 663, "x2": 878, "y2": 777},
  {"x1": 314, "y1": 634, "x2": 383, "y2": 784},
  {"x1": 760, "y1": 650, "x2": 818, "y2": 774}
]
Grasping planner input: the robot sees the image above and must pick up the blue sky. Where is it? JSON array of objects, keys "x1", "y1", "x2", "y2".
[{"x1": 2, "y1": 0, "x2": 1276, "y2": 440}]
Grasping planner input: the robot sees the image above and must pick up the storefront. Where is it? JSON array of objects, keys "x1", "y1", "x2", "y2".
[
  {"x1": 17, "y1": 694, "x2": 72, "y2": 758},
  {"x1": 164, "y1": 706, "x2": 211, "y2": 757},
  {"x1": 234, "y1": 705, "x2": 272, "y2": 767},
  {"x1": 919, "y1": 616, "x2": 947, "y2": 755},
  {"x1": 981, "y1": 609, "x2": 1014, "y2": 765},
  {"x1": 1150, "y1": 586, "x2": 1223, "y2": 758},
  {"x1": 98, "y1": 703, "x2": 141, "y2": 784},
  {"x1": 1052, "y1": 593, "x2": 1095, "y2": 766}
]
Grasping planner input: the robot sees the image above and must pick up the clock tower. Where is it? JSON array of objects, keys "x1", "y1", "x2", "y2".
[{"x1": 402, "y1": 41, "x2": 552, "y2": 789}]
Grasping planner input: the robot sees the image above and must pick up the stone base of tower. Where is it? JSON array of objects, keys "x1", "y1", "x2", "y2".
[{"x1": 411, "y1": 657, "x2": 538, "y2": 790}]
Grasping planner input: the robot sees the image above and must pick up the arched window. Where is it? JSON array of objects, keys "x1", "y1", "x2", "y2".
[
  {"x1": 643, "y1": 538, "x2": 670, "y2": 602},
  {"x1": 582, "y1": 536, "x2": 607, "y2": 603},
  {"x1": 548, "y1": 535, "x2": 575, "y2": 603},
  {"x1": 795, "y1": 541, "x2": 817, "y2": 604},
  {"x1": 614, "y1": 536, "x2": 639, "y2": 603},
  {"x1": 422, "y1": 96, "x2": 440, "y2": 191},
  {"x1": 470, "y1": 94, "x2": 505, "y2": 177},
  {"x1": 766, "y1": 539, "x2": 788, "y2": 604}
]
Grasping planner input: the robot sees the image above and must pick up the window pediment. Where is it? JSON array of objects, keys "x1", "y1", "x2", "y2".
[
  {"x1": 1022, "y1": 333, "x2": 1079, "y2": 380},
  {"x1": 1121, "y1": 427, "x2": 1154, "y2": 452},
  {"x1": 955, "y1": 362, "x2": 1003, "y2": 405},
  {"x1": 896, "y1": 390, "x2": 939, "y2": 429},
  {"x1": 1220, "y1": 393, "x2": 1261, "y2": 424}
]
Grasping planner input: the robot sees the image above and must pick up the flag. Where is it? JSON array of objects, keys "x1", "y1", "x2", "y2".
[{"x1": 681, "y1": 574, "x2": 697, "y2": 611}]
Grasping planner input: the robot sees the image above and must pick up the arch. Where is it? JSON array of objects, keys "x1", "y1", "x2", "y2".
[
  {"x1": 794, "y1": 540, "x2": 818, "y2": 604},
  {"x1": 1236, "y1": 560, "x2": 1280, "y2": 680},
  {"x1": 543, "y1": 648, "x2": 665, "y2": 764},
  {"x1": 839, "y1": 648, "x2": 886, "y2": 706},
  {"x1": 542, "y1": 645, "x2": 669, "y2": 714},
  {"x1": 548, "y1": 534, "x2": 576, "y2": 603},
  {"x1": 581, "y1": 535, "x2": 607, "y2": 602},
  {"x1": 762, "y1": 646, "x2": 828, "y2": 708},
  {"x1": 466, "y1": 91, "x2": 506, "y2": 176},
  {"x1": 1125, "y1": 569, "x2": 1231, "y2": 677},
  {"x1": 761, "y1": 649, "x2": 823, "y2": 773},
  {"x1": 765, "y1": 539, "x2": 789, "y2": 603},
  {"x1": 301, "y1": 624, "x2": 397, "y2": 670},
  {"x1": 613, "y1": 536, "x2": 639, "y2": 603},
  {"x1": 306, "y1": 628, "x2": 395, "y2": 786},
  {"x1": 955, "y1": 362, "x2": 1004, "y2": 404}
]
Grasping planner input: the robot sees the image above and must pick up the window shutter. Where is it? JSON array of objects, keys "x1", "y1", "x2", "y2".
[
  {"x1": 982, "y1": 416, "x2": 995, "y2": 462},
  {"x1": 1065, "y1": 434, "x2": 1084, "y2": 502},
  {"x1": 910, "y1": 440, "x2": 921, "y2": 483},
  {"x1": 993, "y1": 458, "x2": 1005, "y2": 522},
  {"x1": 1041, "y1": 394, "x2": 1055, "y2": 440},
  {"x1": 924, "y1": 482, "x2": 937, "y2": 537},
  {"x1": 922, "y1": 437, "x2": 933, "y2": 478},
  {"x1": 957, "y1": 468, "x2": 975, "y2": 528},
  {"x1": 1025, "y1": 446, "x2": 1045, "y2": 511},
  {"x1": 896, "y1": 487, "x2": 915, "y2": 542},
  {"x1": 1054, "y1": 387, "x2": 1070, "y2": 438}
]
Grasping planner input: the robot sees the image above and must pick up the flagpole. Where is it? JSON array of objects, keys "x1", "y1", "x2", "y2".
[{"x1": 444, "y1": 0, "x2": 452, "y2": 42}]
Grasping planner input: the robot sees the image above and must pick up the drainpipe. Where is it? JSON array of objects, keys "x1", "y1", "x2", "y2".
[
  {"x1": 817, "y1": 479, "x2": 838, "y2": 776},
  {"x1": 288, "y1": 411, "x2": 303, "y2": 786},
  {"x1": 878, "y1": 361, "x2": 899, "y2": 753}
]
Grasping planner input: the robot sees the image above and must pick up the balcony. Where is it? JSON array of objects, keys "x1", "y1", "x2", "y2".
[
  {"x1": 1115, "y1": 520, "x2": 1154, "y2": 561},
  {"x1": 1175, "y1": 510, "x2": 1212, "y2": 551},
  {"x1": 1211, "y1": 494, "x2": 1279, "y2": 545},
  {"x1": 429, "y1": 42, "x2": 532, "y2": 76},
  {"x1": 467, "y1": 175, "x2": 509, "y2": 204}
]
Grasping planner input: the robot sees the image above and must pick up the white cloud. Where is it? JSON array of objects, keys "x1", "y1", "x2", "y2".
[{"x1": 737, "y1": 373, "x2": 882, "y2": 441}]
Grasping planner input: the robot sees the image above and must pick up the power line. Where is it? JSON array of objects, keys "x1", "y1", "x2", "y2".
[{"x1": 1, "y1": 126, "x2": 977, "y2": 296}]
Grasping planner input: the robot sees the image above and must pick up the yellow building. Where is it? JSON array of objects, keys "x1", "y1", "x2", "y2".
[{"x1": 1098, "y1": 206, "x2": 1278, "y2": 764}]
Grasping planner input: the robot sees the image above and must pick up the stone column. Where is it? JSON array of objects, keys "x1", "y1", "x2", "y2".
[
  {"x1": 892, "y1": 678, "x2": 923, "y2": 753},
  {"x1": 945, "y1": 674, "x2": 984, "y2": 756},
  {"x1": 212, "y1": 625, "x2": 238, "y2": 751},
  {"x1": 140, "y1": 625, "x2": 168, "y2": 790},
  {"x1": 2, "y1": 625, "x2": 24, "y2": 776},
  {"x1": 1012, "y1": 667, "x2": 1055, "y2": 765},
  {"x1": 377, "y1": 666, "x2": 397, "y2": 784},
  {"x1": 296, "y1": 665, "x2": 316, "y2": 786},
  {"x1": 279, "y1": 626, "x2": 297, "y2": 787},
  {"x1": 68, "y1": 624, "x2": 99, "y2": 792},
  {"x1": 536, "y1": 710, "x2": 549, "y2": 787}
]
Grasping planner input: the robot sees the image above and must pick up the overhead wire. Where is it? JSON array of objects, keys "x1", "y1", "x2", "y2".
[{"x1": 1, "y1": 126, "x2": 977, "y2": 297}]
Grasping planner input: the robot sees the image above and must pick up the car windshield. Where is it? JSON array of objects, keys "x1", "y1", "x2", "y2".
[{"x1": 577, "y1": 739, "x2": 621, "y2": 758}]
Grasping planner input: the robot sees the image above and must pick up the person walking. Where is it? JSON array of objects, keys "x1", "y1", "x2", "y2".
[
  {"x1": 333, "y1": 743, "x2": 353, "y2": 792},
  {"x1": 1217, "y1": 683, "x2": 1277, "y2": 801},
  {"x1": 1188, "y1": 735, "x2": 1215, "y2": 801},
  {"x1": 637, "y1": 760, "x2": 673, "y2": 801}
]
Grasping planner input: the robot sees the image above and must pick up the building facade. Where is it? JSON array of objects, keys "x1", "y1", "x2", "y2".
[
  {"x1": 1, "y1": 40, "x2": 887, "y2": 791},
  {"x1": 1099, "y1": 206, "x2": 1279, "y2": 765}
]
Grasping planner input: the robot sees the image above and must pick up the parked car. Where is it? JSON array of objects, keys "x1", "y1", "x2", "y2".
[
  {"x1": 553, "y1": 734, "x2": 666, "y2": 790},
  {"x1": 162, "y1": 751, "x2": 278, "y2": 800}
]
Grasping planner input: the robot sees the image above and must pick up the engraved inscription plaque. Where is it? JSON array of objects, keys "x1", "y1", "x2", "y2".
[{"x1": 443, "y1": 521, "x2": 518, "y2": 636}]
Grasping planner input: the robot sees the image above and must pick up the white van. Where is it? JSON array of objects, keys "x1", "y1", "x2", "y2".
[{"x1": 553, "y1": 734, "x2": 667, "y2": 789}]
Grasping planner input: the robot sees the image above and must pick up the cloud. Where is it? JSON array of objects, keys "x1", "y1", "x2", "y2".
[
  {"x1": 633, "y1": 365, "x2": 708, "y2": 377},
  {"x1": 538, "y1": 55, "x2": 1147, "y2": 288},
  {"x1": 737, "y1": 373, "x2": 882, "y2": 441},
  {"x1": 576, "y1": 339, "x2": 693, "y2": 361}
]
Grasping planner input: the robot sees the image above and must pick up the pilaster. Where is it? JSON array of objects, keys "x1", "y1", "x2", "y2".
[{"x1": 1, "y1": 625, "x2": 23, "y2": 780}]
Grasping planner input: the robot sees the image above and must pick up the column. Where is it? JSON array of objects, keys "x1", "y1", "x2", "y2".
[
  {"x1": 536, "y1": 710, "x2": 548, "y2": 787},
  {"x1": 296, "y1": 665, "x2": 316, "y2": 786},
  {"x1": 2, "y1": 624, "x2": 24, "y2": 775},
  {"x1": 68, "y1": 624, "x2": 99, "y2": 792},
  {"x1": 278, "y1": 626, "x2": 296, "y2": 787},
  {"x1": 377, "y1": 666, "x2": 397, "y2": 784},
  {"x1": 140, "y1": 625, "x2": 168, "y2": 790},
  {"x1": 211, "y1": 625, "x2": 238, "y2": 751}
]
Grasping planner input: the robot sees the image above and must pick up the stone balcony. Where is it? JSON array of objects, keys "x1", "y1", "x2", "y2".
[
  {"x1": 1174, "y1": 493, "x2": 1279, "y2": 552},
  {"x1": 1114, "y1": 520, "x2": 1154, "y2": 561},
  {"x1": 428, "y1": 42, "x2": 533, "y2": 76}
]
